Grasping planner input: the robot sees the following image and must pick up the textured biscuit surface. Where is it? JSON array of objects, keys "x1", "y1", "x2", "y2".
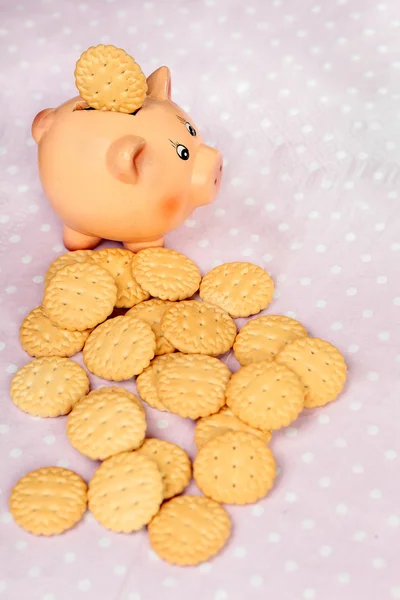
[
  {"x1": 132, "y1": 248, "x2": 201, "y2": 301},
  {"x1": 75, "y1": 44, "x2": 148, "y2": 113},
  {"x1": 43, "y1": 262, "x2": 117, "y2": 331},
  {"x1": 20, "y1": 306, "x2": 91, "y2": 358},
  {"x1": 10, "y1": 467, "x2": 87, "y2": 536},
  {"x1": 234, "y1": 315, "x2": 308, "y2": 366},
  {"x1": 200, "y1": 262, "x2": 275, "y2": 318},
  {"x1": 157, "y1": 354, "x2": 231, "y2": 419},
  {"x1": 136, "y1": 439, "x2": 191, "y2": 499},
  {"x1": 83, "y1": 315, "x2": 156, "y2": 380},
  {"x1": 148, "y1": 495, "x2": 231, "y2": 566},
  {"x1": 195, "y1": 406, "x2": 271, "y2": 449},
  {"x1": 88, "y1": 452, "x2": 163, "y2": 532},
  {"x1": 91, "y1": 248, "x2": 149, "y2": 308},
  {"x1": 226, "y1": 361, "x2": 305, "y2": 431},
  {"x1": 127, "y1": 298, "x2": 175, "y2": 355},
  {"x1": 67, "y1": 388, "x2": 146, "y2": 460},
  {"x1": 44, "y1": 250, "x2": 94, "y2": 286},
  {"x1": 160, "y1": 301, "x2": 236, "y2": 356},
  {"x1": 10, "y1": 357, "x2": 89, "y2": 417},
  {"x1": 194, "y1": 431, "x2": 276, "y2": 505},
  {"x1": 136, "y1": 355, "x2": 173, "y2": 411},
  {"x1": 276, "y1": 336, "x2": 347, "y2": 408}
]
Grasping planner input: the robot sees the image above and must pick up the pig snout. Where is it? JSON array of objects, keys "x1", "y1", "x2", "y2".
[{"x1": 190, "y1": 144, "x2": 223, "y2": 208}]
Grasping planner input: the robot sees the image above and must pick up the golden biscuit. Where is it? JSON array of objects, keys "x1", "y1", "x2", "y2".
[
  {"x1": 160, "y1": 301, "x2": 236, "y2": 356},
  {"x1": 157, "y1": 353, "x2": 231, "y2": 419},
  {"x1": 75, "y1": 44, "x2": 147, "y2": 113},
  {"x1": 136, "y1": 439, "x2": 191, "y2": 499},
  {"x1": 43, "y1": 262, "x2": 117, "y2": 331},
  {"x1": 276, "y1": 336, "x2": 347, "y2": 407},
  {"x1": 194, "y1": 406, "x2": 271, "y2": 449},
  {"x1": 226, "y1": 361, "x2": 305, "y2": 431},
  {"x1": 200, "y1": 262, "x2": 275, "y2": 318},
  {"x1": 10, "y1": 357, "x2": 89, "y2": 418},
  {"x1": 135, "y1": 355, "x2": 173, "y2": 411},
  {"x1": 67, "y1": 388, "x2": 146, "y2": 460},
  {"x1": 88, "y1": 452, "x2": 163, "y2": 533},
  {"x1": 83, "y1": 315, "x2": 156, "y2": 380},
  {"x1": 89, "y1": 385, "x2": 145, "y2": 414},
  {"x1": 44, "y1": 250, "x2": 94, "y2": 286},
  {"x1": 20, "y1": 306, "x2": 91, "y2": 358},
  {"x1": 132, "y1": 248, "x2": 201, "y2": 301},
  {"x1": 10, "y1": 467, "x2": 87, "y2": 536},
  {"x1": 148, "y1": 495, "x2": 231, "y2": 566},
  {"x1": 91, "y1": 248, "x2": 149, "y2": 308},
  {"x1": 127, "y1": 298, "x2": 175, "y2": 355},
  {"x1": 234, "y1": 314, "x2": 308, "y2": 366},
  {"x1": 193, "y1": 431, "x2": 276, "y2": 505}
]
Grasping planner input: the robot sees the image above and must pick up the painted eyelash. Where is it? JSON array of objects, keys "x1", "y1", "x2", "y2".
[
  {"x1": 169, "y1": 139, "x2": 177, "y2": 148},
  {"x1": 176, "y1": 115, "x2": 186, "y2": 124}
]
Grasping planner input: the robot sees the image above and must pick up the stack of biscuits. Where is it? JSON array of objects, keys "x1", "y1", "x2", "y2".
[{"x1": 8, "y1": 247, "x2": 347, "y2": 566}]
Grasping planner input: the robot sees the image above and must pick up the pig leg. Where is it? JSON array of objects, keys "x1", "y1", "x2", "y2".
[
  {"x1": 123, "y1": 238, "x2": 164, "y2": 252},
  {"x1": 63, "y1": 226, "x2": 102, "y2": 251}
]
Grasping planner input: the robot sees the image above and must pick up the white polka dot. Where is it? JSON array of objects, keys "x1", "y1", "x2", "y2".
[
  {"x1": 391, "y1": 587, "x2": 400, "y2": 598},
  {"x1": 29, "y1": 567, "x2": 40, "y2": 578},
  {"x1": 252, "y1": 505, "x2": 264, "y2": 517},
  {"x1": 128, "y1": 595, "x2": 141, "y2": 600},
  {"x1": 291, "y1": 242, "x2": 303, "y2": 250},
  {"x1": 385, "y1": 450, "x2": 397, "y2": 460},
  {"x1": 43, "y1": 435, "x2": 56, "y2": 445},
  {"x1": 0, "y1": 343, "x2": 4, "y2": 353},
  {"x1": 376, "y1": 275, "x2": 387, "y2": 284},
  {"x1": 229, "y1": 228, "x2": 239, "y2": 236},
  {"x1": 331, "y1": 265, "x2": 342, "y2": 274},
  {"x1": 278, "y1": 223, "x2": 289, "y2": 231},
  {"x1": 379, "y1": 331, "x2": 390, "y2": 341},
  {"x1": 319, "y1": 477, "x2": 331, "y2": 488},
  {"x1": 265, "y1": 203, "x2": 276, "y2": 212},
  {"x1": 156, "y1": 419, "x2": 168, "y2": 429},
  {"x1": 318, "y1": 414, "x2": 330, "y2": 424},
  {"x1": 387, "y1": 515, "x2": 400, "y2": 527},
  {"x1": 199, "y1": 562, "x2": 212, "y2": 573},
  {"x1": 147, "y1": 550, "x2": 159, "y2": 562},
  {"x1": 338, "y1": 572, "x2": 351, "y2": 584},
  {"x1": 77, "y1": 580, "x2": 91, "y2": 591},
  {"x1": 10, "y1": 235, "x2": 21, "y2": 243},
  {"x1": 300, "y1": 277, "x2": 312, "y2": 286},
  {"x1": 348, "y1": 344, "x2": 359, "y2": 353},
  {"x1": 372, "y1": 558, "x2": 386, "y2": 569},
  {"x1": 302, "y1": 452, "x2": 314, "y2": 463},
  {"x1": 64, "y1": 552, "x2": 76, "y2": 563},
  {"x1": 251, "y1": 234, "x2": 260, "y2": 242},
  {"x1": 5, "y1": 285, "x2": 17, "y2": 294},
  {"x1": 214, "y1": 590, "x2": 228, "y2": 600},
  {"x1": 336, "y1": 503, "x2": 349, "y2": 516},
  {"x1": 353, "y1": 530, "x2": 367, "y2": 541},
  {"x1": 335, "y1": 437, "x2": 347, "y2": 448},
  {"x1": 352, "y1": 464, "x2": 364, "y2": 474},
  {"x1": 99, "y1": 537, "x2": 111, "y2": 548},
  {"x1": 285, "y1": 560, "x2": 298, "y2": 571},
  {"x1": 0, "y1": 582, "x2": 6, "y2": 594},
  {"x1": 1, "y1": 512, "x2": 12, "y2": 524},
  {"x1": 52, "y1": 244, "x2": 64, "y2": 252},
  {"x1": 360, "y1": 254, "x2": 371, "y2": 263},
  {"x1": 363, "y1": 309, "x2": 373, "y2": 318},
  {"x1": 303, "y1": 589, "x2": 316, "y2": 599},
  {"x1": 42, "y1": 595, "x2": 55, "y2": 600},
  {"x1": 316, "y1": 299, "x2": 327, "y2": 308},
  {"x1": 284, "y1": 427, "x2": 298, "y2": 438},
  {"x1": 114, "y1": 565, "x2": 127, "y2": 576},
  {"x1": 367, "y1": 425, "x2": 379, "y2": 435},
  {"x1": 350, "y1": 401, "x2": 362, "y2": 411},
  {"x1": 392, "y1": 243, "x2": 400, "y2": 251},
  {"x1": 15, "y1": 540, "x2": 27, "y2": 550},
  {"x1": 33, "y1": 276, "x2": 44, "y2": 284},
  {"x1": 6, "y1": 364, "x2": 18, "y2": 374},
  {"x1": 347, "y1": 287, "x2": 357, "y2": 296},
  {"x1": 285, "y1": 492, "x2": 298, "y2": 503},
  {"x1": 308, "y1": 211, "x2": 318, "y2": 219},
  {"x1": 233, "y1": 546, "x2": 247, "y2": 558},
  {"x1": 10, "y1": 448, "x2": 22, "y2": 458},
  {"x1": 315, "y1": 245, "x2": 326, "y2": 253},
  {"x1": 250, "y1": 575, "x2": 263, "y2": 587},
  {"x1": 263, "y1": 253, "x2": 273, "y2": 263},
  {"x1": 394, "y1": 298, "x2": 400, "y2": 306},
  {"x1": 302, "y1": 518, "x2": 315, "y2": 530},
  {"x1": 370, "y1": 489, "x2": 382, "y2": 500},
  {"x1": 242, "y1": 248, "x2": 253, "y2": 257},
  {"x1": 197, "y1": 239, "x2": 209, "y2": 248},
  {"x1": 331, "y1": 321, "x2": 343, "y2": 331},
  {"x1": 21, "y1": 255, "x2": 32, "y2": 264}
]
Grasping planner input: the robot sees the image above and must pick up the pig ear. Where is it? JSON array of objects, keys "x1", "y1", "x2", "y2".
[
  {"x1": 31, "y1": 109, "x2": 55, "y2": 143},
  {"x1": 146, "y1": 66, "x2": 171, "y2": 100},
  {"x1": 106, "y1": 135, "x2": 146, "y2": 184}
]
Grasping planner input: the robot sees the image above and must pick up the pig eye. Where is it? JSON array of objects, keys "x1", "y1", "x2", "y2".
[
  {"x1": 176, "y1": 144, "x2": 190, "y2": 161},
  {"x1": 185, "y1": 122, "x2": 196, "y2": 136}
]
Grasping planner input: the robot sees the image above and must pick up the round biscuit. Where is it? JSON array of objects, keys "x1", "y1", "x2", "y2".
[
  {"x1": 148, "y1": 495, "x2": 231, "y2": 566},
  {"x1": 135, "y1": 439, "x2": 191, "y2": 499},
  {"x1": 136, "y1": 355, "x2": 174, "y2": 411},
  {"x1": 9, "y1": 467, "x2": 87, "y2": 536},
  {"x1": 276, "y1": 336, "x2": 347, "y2": 408},
  {"x1": 200, "y1": 262, "x2": 275, "y2": 318},
  {"x1": 132, "y1": 248, "x2": 201, "y2": 301},
  {"x1": 88, "y1": 451, "x2": 163, "y2": 533},
  {"x1": 43, "y1": 262, "x2": 117, "y2": 331},
  {"x1": 157, "y1": 354, "x2": 231, "y2": 419},
  {"x1": 20, "y1": 306, "x2": 91, "y2": 358},
  {"x1": 193, "y1": 431, "x2": 277, "y2": 505},
  {"x1": 234, "y1": 315, "x2": 308, "y2": 366},
  {"x1": 195, "y1": 406, "x2": 271, "y2": 450},
  {"x1": 160, "y1": 301, "x2": 236, "y2": 356},
  {"x1": 91, "y1": 248, "x2": 149, "y2": 308},
  {"x1": 75, "y1": 44, "x2": 147, "y2": 113},
  {"x1": 226, "y1": 361, "x2": 305, "y2": 431},
  {"x1": 83, "y1": 315, "x2": 156, "y2": 380},
  {"x1": 127, "y1": 298, "x2": 175, "y2": 355},
  {"x1": 10, "y1": 357, "x2": 89, "y2": 417},
  {"x1": 67, "y1": 388, "x2": 146, "y2": 460},
  {"x1": 44, "y1": 250, "x2": 94, "y2": 286},
  {"x1": 89, "y1": 385, "x2": 145, "y2": 414}
]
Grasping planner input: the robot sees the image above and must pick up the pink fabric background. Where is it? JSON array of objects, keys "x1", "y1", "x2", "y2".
[{"x1": 1, "y1": 0, "x2": 399, "y2": 599}]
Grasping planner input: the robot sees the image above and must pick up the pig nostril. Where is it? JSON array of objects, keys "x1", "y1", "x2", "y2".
[
  {"x1": 219, "y1": 165, "x2": 222, "y2": 172},
  {"x1": 214, "y1": 178, "x2": 217, "y2": 185}
]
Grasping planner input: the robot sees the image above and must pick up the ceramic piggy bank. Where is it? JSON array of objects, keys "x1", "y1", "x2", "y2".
[{"x1": 32, "y1": 45, "x2": 223, "y2": 251}]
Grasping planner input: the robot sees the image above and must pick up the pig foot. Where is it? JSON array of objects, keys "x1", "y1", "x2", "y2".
[
  {"x1": 123, "y1": 238, "x2": 164, "y2": 252},
  {"x1": 63, "y1": 226, "x2": 102, "y2": 251}
]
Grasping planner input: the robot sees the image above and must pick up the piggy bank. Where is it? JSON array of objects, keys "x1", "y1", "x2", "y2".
[{"x1": 32, "y1": 59, "x2": 223, "y2": 251}]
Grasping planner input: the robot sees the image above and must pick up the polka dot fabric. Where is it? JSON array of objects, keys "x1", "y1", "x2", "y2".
[{"x1": 0, "y1": 1, "x2": 399, "y2": 599}]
